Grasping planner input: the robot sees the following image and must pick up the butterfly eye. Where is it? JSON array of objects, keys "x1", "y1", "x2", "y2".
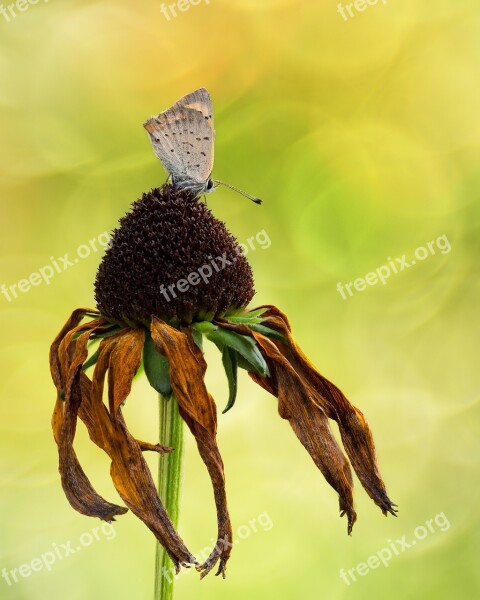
[{"x1": 207, "y1": 179, "x2": 214, "y2": 191}]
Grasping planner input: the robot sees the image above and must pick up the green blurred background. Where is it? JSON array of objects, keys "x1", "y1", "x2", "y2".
[{"x1": 1, "y1": 0, "x2": 479, "y2": 598}]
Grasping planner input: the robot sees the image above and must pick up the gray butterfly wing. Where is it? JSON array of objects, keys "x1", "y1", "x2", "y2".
[{"x1": 144, "y1": 87, "x2": 215, "y2": 188}]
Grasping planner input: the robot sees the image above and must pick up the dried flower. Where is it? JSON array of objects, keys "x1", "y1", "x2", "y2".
[{"x1": 50, "y1": 183, "x2": 396, "y2": 580}]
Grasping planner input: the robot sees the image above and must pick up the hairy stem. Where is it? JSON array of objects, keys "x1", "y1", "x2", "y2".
[{"x1": 154, "y1": 394, "x2": 185, "y2": 600}]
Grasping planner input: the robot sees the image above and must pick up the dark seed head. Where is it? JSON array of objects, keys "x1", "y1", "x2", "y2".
[{"x1": 94, "y1": 184, "x2": 255, "y2": 325}]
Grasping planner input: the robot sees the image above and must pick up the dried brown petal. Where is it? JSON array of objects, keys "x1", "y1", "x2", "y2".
[
  {"x1": 137, "y1": 440, "x2": 174, "y2": 454},
  {"x1": 50, "y1": 312, "x2": 196, "y2": 571},
  {"x1": 248, "y1": 332, "x2": 357, "y2": 533},
  {"x1": 256, "y1": 305, "x2": 396, "y2": 517},
  {"x1": 151, "y1": 317, "x2": 233, "y2": 578},
  {"x1": 50, "y1": 308, "x2": 102, "y2": 389},
  {"x1": 83, "y1": 334, "x2": 196, "y2": 571},
  {"x1": 50, "y1": 314, "x2": 127, "y2": 521},
  {"x1": 107, "y1": 328, "x2": 145, "y2": 414}
]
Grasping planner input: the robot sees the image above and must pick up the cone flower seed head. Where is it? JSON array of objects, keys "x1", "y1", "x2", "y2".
[{"x1": 95, "y1": 184, "x2": 255, "y2": 325}]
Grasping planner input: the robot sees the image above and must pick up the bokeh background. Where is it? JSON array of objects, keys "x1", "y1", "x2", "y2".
[{"x1": 1, "y1": 0, "x2": 479, "y2": 598}]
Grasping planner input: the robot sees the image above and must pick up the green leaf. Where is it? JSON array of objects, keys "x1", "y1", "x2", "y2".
[
  {"x1": 88, "y1": 327, "x2": 121, "y2": 341},
  {"x1": 192, "y1": 328, "x2": 204, "y2": 351},
  {"x1": 224, "y1": 315, "x2": 264, "y2": 324},
  {"x1": 75, "y1": 327, "x2": 120, "y2": 342},
  {"x1": 192, "y1": 321, "x2": 217, "y2": 334},
  {"x1": 224, "y1": 307, "x2": 267, "y2": 319},
  {"x1": 206, "y1": 328, "x2": 269, "y2": 378},
  {"x1": 235, "y1": 353, "x2": 258, "y2": 373},
  {"x1": 143, "y1": 333, "x2": 172, "y2": 397},
  {"x1": 247, "y1": 323, "x2": 288, "y2": 344},
  {"x1": 221, "y1": 346, "x2": 238, "y2": 414},
  {"x1": 82, "y1": 349, "x2": 100, "y2": 372}
]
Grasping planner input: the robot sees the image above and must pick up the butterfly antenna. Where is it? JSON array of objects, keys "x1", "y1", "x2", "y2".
[{"x1": 212, "y1": 180, "x2": 262, "y2": 204}]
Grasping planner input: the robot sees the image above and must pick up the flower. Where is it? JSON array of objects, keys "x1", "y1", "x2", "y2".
[{"x1": 50, "y1": 184, "x2": 396, "y2": 579}]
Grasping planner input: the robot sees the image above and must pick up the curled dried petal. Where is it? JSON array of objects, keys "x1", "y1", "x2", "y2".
[
  {"x1": 107, "y1": 328, "x2": 145, "y2": 414},
  {"x1": 137, "y1": 440, "x2": 174, "y2": 454},
  {"x1": 151, "y1": 317, "x2": 233, "y2": 578},
  {"x1": 249, "y1": 332, "x2": 357, "y2": 533},
  {"x1": 50, "y1": 308, "x2": 103, "y2": 389},
  {"x1": 253, "y1": 305, "x2": 396, "y2": 517},
  {"x1": 50, "y1": 315, "x2": 127, "y2": 521},
  {"x1": 50, "y1": 312, "x2": 196, "y2": 571},
  {"x1": 83, "y1": 333, "x2": 196, "y2": 571}
]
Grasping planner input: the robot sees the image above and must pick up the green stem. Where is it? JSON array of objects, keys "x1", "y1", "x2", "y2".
[{"x1": 154, "y1": 394, "x2": 185, "y2": 600}]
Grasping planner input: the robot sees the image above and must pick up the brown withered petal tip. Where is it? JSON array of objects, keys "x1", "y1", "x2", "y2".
[{"x1": 50, "y1": 184, "x2": 395, "y2": 579}]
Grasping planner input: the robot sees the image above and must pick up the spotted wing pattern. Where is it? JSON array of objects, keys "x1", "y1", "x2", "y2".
[{"x1": 144, "y1": 88, "x2": 215, "y2": 192}]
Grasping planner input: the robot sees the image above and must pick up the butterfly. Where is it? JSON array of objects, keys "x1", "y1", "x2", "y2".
[{"x1": 143, "y1": 87, "x2": 261, "y2": 204}]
